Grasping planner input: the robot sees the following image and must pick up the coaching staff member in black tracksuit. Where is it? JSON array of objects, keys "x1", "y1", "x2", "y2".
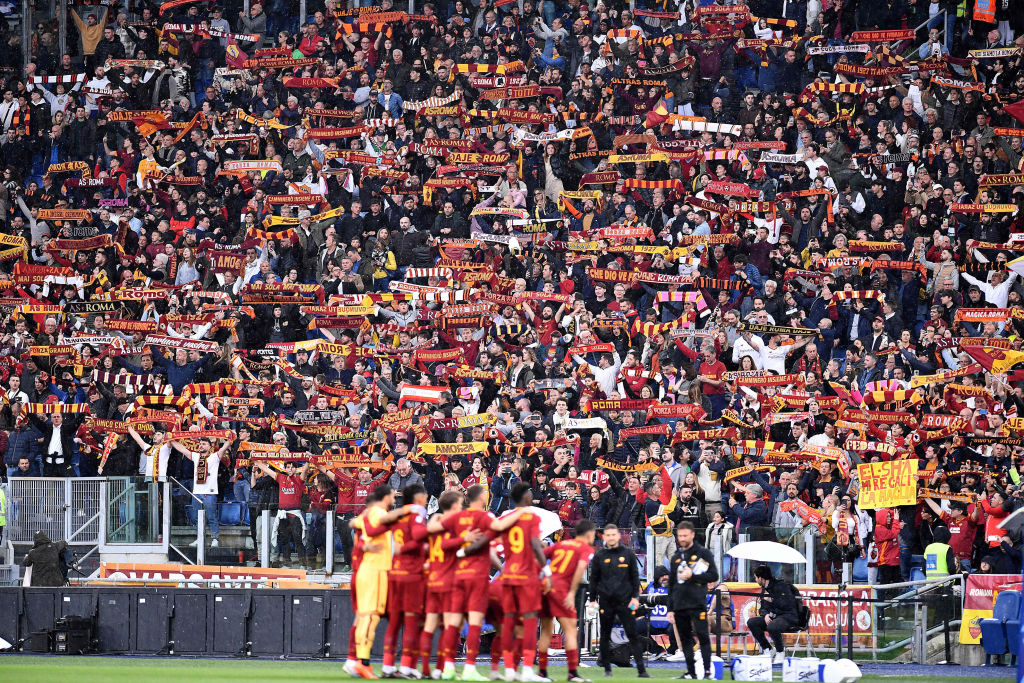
[
  {"x1": 588, "y1": 523, "x2": 649, "y2": 678},
  {"x1": 667, "y1": 521, "x2": 719, "y2": 680}
]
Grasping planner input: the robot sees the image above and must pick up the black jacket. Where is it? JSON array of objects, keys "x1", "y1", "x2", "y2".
[
  {"x1": 22, "y1": 531, "x2": 69, "y2": 587},
  {"x1": 759, "y1": 578, "x2": 800, "y2": 621},
  {"x1": 667, "y1": 542, "x2": 719, "y2": 611},
  {"x1": 390, "y1": 227, "x2": 430, "y2": 267},
  {"x1": 589, "y1": 543, "x2": 640, "y2": 602},
  {"x1": 609, "y1": 474, "x2": 645, "y2": 531},
  {"x1": 28, "y1": 412, "x2": 84, "y2": 462}
]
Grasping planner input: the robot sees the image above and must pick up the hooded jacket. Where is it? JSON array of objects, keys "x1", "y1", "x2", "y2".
[{"x1": 22, "y1": 531, "x2": 69, "y2": 587}]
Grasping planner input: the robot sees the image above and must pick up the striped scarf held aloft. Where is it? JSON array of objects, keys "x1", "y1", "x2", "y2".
[
  {"x1": 92, "y1": 370, "x2": 156, "y2": 388},
  {"x1": 23, "y1": 402, "x2": 90, "y2": 414},
  {"x1": 827, "y1": 289, "x2": 885, "y2": 313},
  {"x1": 31, "y1": 74, "x2": 86, "y2": 85}
]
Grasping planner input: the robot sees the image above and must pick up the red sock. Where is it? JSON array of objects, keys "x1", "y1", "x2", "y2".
[
  {"x1": 501, "y1": 617, "x2": 517, "y2": 669},
  {"x1": 567, "y1": 647, "x2": 579, "y2": 673},
  {"x1": 513, "y1": 636, "x2": 523, "y2": 670},
  {"x1": 465, "y1": 624, "x2": 483, "y2": 666},
  {"x1": 400, "y1": 614, "x2": 421, "y2": 669},
  {"x1": 491, "y1": 627, "x2": 502, "y2": 671},
  {"x1": 439, "y1": 625, "x2": 458, "y2": 668},
  {"x1": 538, "y1": 649, "x2": 549, "y2": 672},
  {"x1": 520, "y1": 617, "x2": 538, "y2": 669},
  {"x1": 383, "y1": 609, "x2": 402, "y2": 667},
  {"x1": 347, "y1": 623, "x2": 358, "y2": 661},
  {"x1": 419, "y1": 630, "x2": 434, "y2": 675}
]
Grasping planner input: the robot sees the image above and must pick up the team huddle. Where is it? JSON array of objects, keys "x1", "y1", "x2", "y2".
[{"x1": 345, "y1": 482, "x2": 596, "y2": 682}]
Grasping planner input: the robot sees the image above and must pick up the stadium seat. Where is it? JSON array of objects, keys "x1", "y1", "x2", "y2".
[
  {"x1": 219, "y1": 502, "x2": 242, "y2": 526},
  {"x1": 982, "y1": 590, "x2": 1020, "y2": 665},
  {"x1": 852, "y1": 556, "x2": 868, "y2": 583},
  {"x1": 1007, "y1": 617, "x2": 1020, "y2": 665},
  {"x1": 909, "y1": 567, "x2": 926, "y2": 583}
]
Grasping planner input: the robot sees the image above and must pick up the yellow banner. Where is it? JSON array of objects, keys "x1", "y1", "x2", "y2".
[{"x1": 857, "y1": 460, "x2": 918, "y2": 509}]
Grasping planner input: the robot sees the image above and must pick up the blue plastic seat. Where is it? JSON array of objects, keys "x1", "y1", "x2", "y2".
[
  {"x1": 1007, "y1": 618, "x2": 1020, "y2": 664},
  {"x1": 982, "y1": 590, "x2": 1021, "y2": 665},
  {"x1": 219, "y1": 502, "x2": 242, "y2": 526},
  {"x1": 909, "y1": 567, "x2": 926, "y2": 583}
]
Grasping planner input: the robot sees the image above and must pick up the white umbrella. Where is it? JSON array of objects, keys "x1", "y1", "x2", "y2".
[
  {"x1": 727, "y1": 540, "x2": 807, "y2": 564},
  {"x1": 531, "y1": 506, "x2": 564, "y2": 539},
  {"x1": 497, "y1": 505, "x2": 564, "y2": 539}
]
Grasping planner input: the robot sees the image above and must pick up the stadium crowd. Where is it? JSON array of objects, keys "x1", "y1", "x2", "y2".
[{"x1": 0, "y1": 0, "x2": 1023, "y2": 613}]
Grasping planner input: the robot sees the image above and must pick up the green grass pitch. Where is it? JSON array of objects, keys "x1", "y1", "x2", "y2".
[{"x1": 0, "y1": 657, "x2": 1014, "y2": 683}]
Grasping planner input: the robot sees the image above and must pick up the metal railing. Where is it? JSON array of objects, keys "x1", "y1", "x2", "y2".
[
  {"x1": 703, "y1": 574, "x2": 963, "y2": 663},
  {"x1": 5, "y1": 478, "x2": 103, "y2": 545},
  {"x1": 639, "y1": 526, "x2": 818, "y2": 585},
  {"x1": 905, "y1": 9, "x2": 951, "y2": 59},
  {"x1": 169, "y1": 476, "x2": 207, "y2": 566}
]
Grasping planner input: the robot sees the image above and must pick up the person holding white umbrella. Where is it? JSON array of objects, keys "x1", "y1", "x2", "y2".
[{"x1": 746, "y1": 565, "x2": 801, "y2": 664}]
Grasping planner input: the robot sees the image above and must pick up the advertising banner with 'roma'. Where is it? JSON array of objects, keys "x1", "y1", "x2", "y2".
[
  {"x1": 730, "y1": 583, "x2": 874, "y2": 636},
  {"x1": 960, "y1": 574, "x2": 1022, "y2": 644}
]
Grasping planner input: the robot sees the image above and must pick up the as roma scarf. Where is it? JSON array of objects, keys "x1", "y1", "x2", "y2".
[
  {"x1": 704, "y1": 181, "x2": 759, "y2": 197},
  {"x1": 24, "y1": 403, "x2": 91, "y2": 415},
  {"x1": 638, "y1": 56, "x2": 696, "y2": 77},
  {"x1": 827, "y1": 289, "x2": 884, "y2": 313},
  {"x1": 723, "y1": 371, "x2": 804, "y2": 387},
  {"x1": 617, "y1": 424, "x2": 671, "y2": 443},
  {"x1": 738, "y1": 322, "x2": 820, "y2": 337},
  {"x1": 587, "y1": 398, "x2": 656, "y2": 412},
  {"x1": 850, "y1": 29, "x2": 915, "y2": 41},
  {"x1": 159, "y1": 0, "x2": 203, "y2": 13},
  {"x1": 979, "y1": 173, "x2": 1024, "y2": 186},
  {"x1": 595, "y1": 458, "x2": 661, "y2": 473},
  {"x1": 46, "y1": 161, "x2": 91, "y2": 178},
  {"x1": 724, "y1": 464, "x2": 775, "y2": 483},
  {"x1": 219, "y1": 160, "x2": 283, "y2": 176},
  {"x1": 454, "y1": 62, "x2": 511, "y2": 74},
  {"x1": 46, "y1": 234, "x2": 112, "y2": 251},
  {"x1": 672, "y1": 426, "x2": 736, "y2": 442},
  {"x1": 283, "y1": 77, "x2": 341, "y2": 89},
  {"x1": 38, "y1": 209, "x2": 91, "y2": 222},
  {"x1": 589, "y1": 270, "x2": 634, "y2": 282},
  {"x1": 242, "y1": 56, "x2": 320, "y2": 69},
  {"x1": 646, "y1": 403, "x2": 707, "y2": 421},
  {"x1": 417, "y1": 442, "x2": 487, "y2": 456}
]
